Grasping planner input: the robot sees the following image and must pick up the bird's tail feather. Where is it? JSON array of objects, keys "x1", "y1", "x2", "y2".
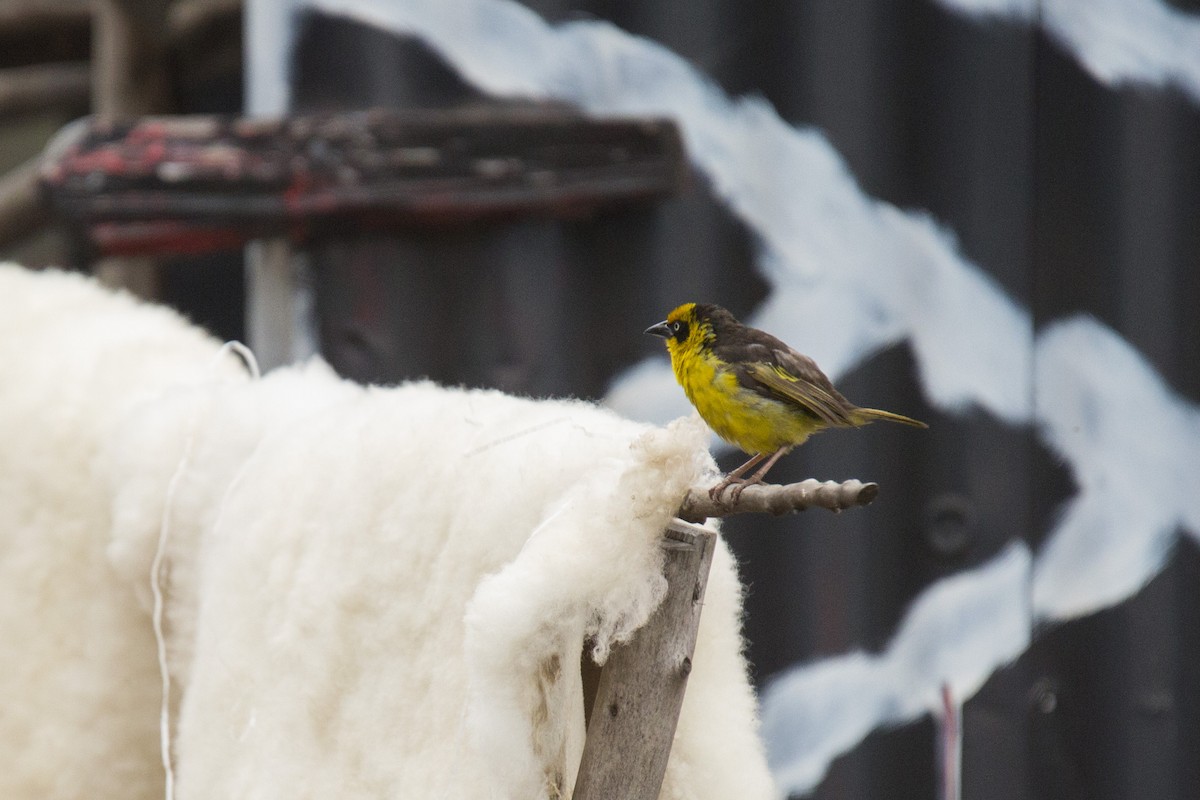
[{"x1": 852, "y1": 407, "x2": 928, "y2": 428}]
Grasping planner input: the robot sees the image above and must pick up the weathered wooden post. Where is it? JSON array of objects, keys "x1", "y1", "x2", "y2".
[
  {"x1": 574, "y1": 520, "x2": 716, "y2": 800},
  {"x1": 573, "y1": 478, "x2": 879, "y2": 800}
]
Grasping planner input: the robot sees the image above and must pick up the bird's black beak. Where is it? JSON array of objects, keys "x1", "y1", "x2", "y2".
[{"x1": 644, "y1": 321, "x2": 672, "y2": 339}]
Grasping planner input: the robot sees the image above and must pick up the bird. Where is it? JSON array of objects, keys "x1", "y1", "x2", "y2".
[{"x1": 645, "y1": 302, "x2": 927, "y2": 502}]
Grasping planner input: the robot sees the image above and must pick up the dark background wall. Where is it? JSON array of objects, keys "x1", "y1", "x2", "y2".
[{"x1": 285, "y1": 4, "x2": 1200, "y2": 799}]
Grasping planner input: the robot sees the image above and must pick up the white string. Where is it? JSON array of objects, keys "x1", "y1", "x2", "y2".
[
  {"x1": 150, "y1": 340, "x2": 259, "y2": 800},
  {"x1": 463, "y1": 417, "x2": 620, "y2": 458},
  {"x1": 223, "y1": 339, "x2": 262, "y2": 380}
]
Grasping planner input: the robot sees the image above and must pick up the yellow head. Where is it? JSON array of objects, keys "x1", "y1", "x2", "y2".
[{"x1": 644, "y1": 302, "x2": 732, "y2": 363}]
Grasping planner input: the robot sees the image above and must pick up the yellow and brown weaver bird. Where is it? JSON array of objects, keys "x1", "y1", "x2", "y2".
[{"x1": 646, "y1": 302, "x2": 927, "y2": 501}]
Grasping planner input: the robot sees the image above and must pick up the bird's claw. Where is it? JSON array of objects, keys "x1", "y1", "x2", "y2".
[
  {"x1": 708, "y1": 477, "x2": 759, "y2": 507},
  {"x1": 708, "y1": 481, "x2": 732, "y2": 503},
  {"x1": 727, "y1": 478, "x2": 760, "y2": 505}
]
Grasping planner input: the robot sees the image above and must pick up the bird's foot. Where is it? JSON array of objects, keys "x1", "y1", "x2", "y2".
[
  {"x1": 708, "y1": 478, "x2": 734, "y2": 503},
  {"x1": 708, "y1": 476, "x2": 763, "y2": 507},
  {"x1": 727, "y1": 476, "x2": 762, "y2": 504}
]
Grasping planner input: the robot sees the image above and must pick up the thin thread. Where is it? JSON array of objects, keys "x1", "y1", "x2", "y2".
[
  {"x1": 223, "y1": 339, "x2": 262, "y2": 380},
  {"x1": 151, "y1": 340, "x2": 259, "y2": 800},
  {"x1": 463, "y1": 417, "x2": 618, "y2": 457},
  {"x1": 463, "y1": 417, "x2": 571, "y2": 456}
]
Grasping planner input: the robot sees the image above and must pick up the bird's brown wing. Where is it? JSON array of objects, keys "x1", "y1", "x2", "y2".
[
  {"x1": 712, "y1": 327, "x2": 857, "y2": 427},
  {"x1": 742, "y1": 358, "x2": 858, "y2": 427}
]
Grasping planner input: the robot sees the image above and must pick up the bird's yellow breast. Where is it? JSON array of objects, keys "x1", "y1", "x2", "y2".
[{"x1": 668, "y1": 341, "x2": 820, "y2": 455}]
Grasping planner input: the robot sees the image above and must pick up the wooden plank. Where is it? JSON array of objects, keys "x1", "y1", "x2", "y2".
[
  {"x1": 92, "y1": 0, "x2": 171, "y2": 119},
  {"x1": 572, "y1": 520, "x2": 716, "y2": 800},
  {"x1": 90, "y1": 0, "x2": 172, "y2": 298},
  {"x1": 0, "y1": 0, "x2": 90, "y2": 33},
  {"x1": 0, "y1": 63, "x2": 90, "y2": 119},
  {"x1": 0, "y1": 156, "x2": 48, "y2": 250},
  {"x1": 40, "y1": 109, "x2": 688, "y2": 256},
  {"x1": 168, "y1": 0, "x2": 242, "y2": 43}
]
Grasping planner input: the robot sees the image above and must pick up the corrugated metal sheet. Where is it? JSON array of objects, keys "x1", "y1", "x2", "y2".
[{"x1": 123, "y1": 1, "x2": 1200, "y2": 797}]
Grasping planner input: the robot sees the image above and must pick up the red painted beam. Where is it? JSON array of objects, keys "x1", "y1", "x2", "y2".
[{"x1": 40, "y1": 108, "x2": 687, "y2": 256}]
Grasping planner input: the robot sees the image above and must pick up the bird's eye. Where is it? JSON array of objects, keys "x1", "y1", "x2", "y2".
[{"x1": 671, "y1": 321, "x2": 682, "y2": 333}]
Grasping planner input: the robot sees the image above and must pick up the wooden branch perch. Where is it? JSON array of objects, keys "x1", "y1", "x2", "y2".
[{"x1": 676, "y1": 478, "x2": 879, "y2": 522}]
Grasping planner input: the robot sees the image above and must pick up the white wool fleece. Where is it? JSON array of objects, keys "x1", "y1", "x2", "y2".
[
  {"x1": 0, "y1": 264, "x2": 242, "y2": 800},
  {"x1": 1, "y1": 264, "x2": 777, "y2": 800},
  {"x1": 148, "y1": 376, "x2": 775, "y2": 800},
  {"x1": 103, "y1": 358, "x2": 358, "y2": 693}
]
